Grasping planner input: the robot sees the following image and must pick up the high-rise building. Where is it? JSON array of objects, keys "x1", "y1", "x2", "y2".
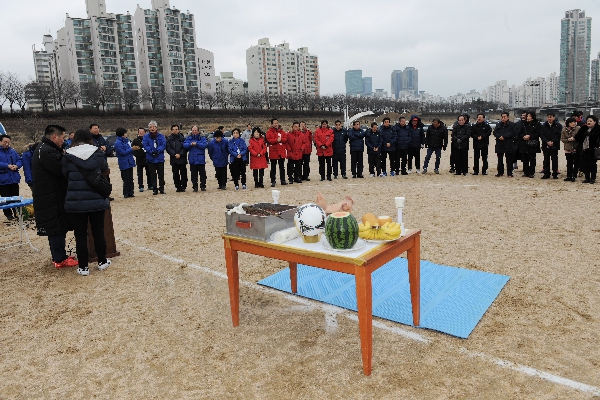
[
  {"x1": 591, "y1": 52, "x2": 600, "y2": 101},
  {"x1": 362, "y1": 77, "x2": 372, "y2": 96},
  {"x1": 29, "y1": 35, "x2": 59, "y2": 110},
  {"x1": 559, "y1": 9, "x2": 592, "y2": 103},
  {"x1": 31, "y1": 0, "x2": 214, "y2": 109},
  {"x1": 246, "y1": 38, "x2": 319, "y2": 96},
  {"x1": 344, "y1": 70, "x2": 362, "y2": 96},
  {"x1": 391, "y1": 70, "x2": 402, "y2": 99}
]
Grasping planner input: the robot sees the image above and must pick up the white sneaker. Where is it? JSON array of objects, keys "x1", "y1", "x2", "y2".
[
  {"x1": 370, "y1": 174, "x2": 375, "y2": 177},
  {"x1": 422, "y1": 168, "x2": 427, "y2": 174},
  {"x1": 416, "y1": 169, "x2": 421, "y2": 174},
  {"x1": 98, "y1": 259, "x2": 111, "y2": 271},
  {"x1": 77, "y1": 267, "x2": 90, "y2": 276},
  {"x1": 408, "y1": 169, "x2": 413, "y2": 174}
]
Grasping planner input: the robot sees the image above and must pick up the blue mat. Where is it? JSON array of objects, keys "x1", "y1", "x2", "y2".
[{"x1": 258, "y1": 258, "x2": 509, "y2": 338}]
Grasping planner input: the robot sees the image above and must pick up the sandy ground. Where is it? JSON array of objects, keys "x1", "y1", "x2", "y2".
[{"x1": 1, "y1": 143, "x2": 599, "y2": 399}]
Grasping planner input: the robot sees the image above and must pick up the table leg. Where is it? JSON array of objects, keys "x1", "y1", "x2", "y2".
[
  {"x1": 355, "y1": 266, "x2": 373, "y2": 376},
  {"x1": 224, "y1": 238, "x2": 240, "y2": 327},
  {"x1": 289, "y1": 262, "x2": 297, "y2": 293},
  {"x1": 407, "y1": 235, "x2": 421, "y2": 326}
]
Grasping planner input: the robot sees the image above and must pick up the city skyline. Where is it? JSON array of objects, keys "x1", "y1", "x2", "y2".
[{"x1": 2, "y1": 0, "x2": 599, "y2": 100}]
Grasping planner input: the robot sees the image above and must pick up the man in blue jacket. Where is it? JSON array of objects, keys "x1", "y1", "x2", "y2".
[
  {"x1": 89, "y1": 124, "x2": 111, "y2": 158},
  {"x1": 208, "y1": 130, "x2": 229, "y2": 190},
  {"x1": 184, "y1": 125, "x2": 208, "y2": 192},
  {"x1": 114, "y1": 128, "x2": 137, "y2": 198},
  {"x1": 0, "y1": 135, "x2": 22, "y2": 220},
  {"x1": 142, "y1": 120, "x2": 167, "y2": 195},
  {"x1": 21, "y1": 142, "x2": 38, "y2": 189},
  {"x1": 347, "y1": 121, "x2": 365, "y2": 178},
  {"x1": 331, "y1": 120, "x2": 348, "y2": 179}
]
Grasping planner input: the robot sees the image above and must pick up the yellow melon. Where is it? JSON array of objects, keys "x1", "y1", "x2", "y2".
[
  {"x1": 362, "y1": 213, "x2": 380, "y2": 226},
  {"x1": 378, "y1": 216, "x2": 392, "y2": 225}
]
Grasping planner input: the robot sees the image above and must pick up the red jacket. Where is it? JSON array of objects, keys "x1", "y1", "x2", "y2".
[
  {"x1": 301, "y1": 129, "x2": 313, "y2": 155},
  {"x1": 314, "y1": 127, "x2": 334, "y2": 156},
  {"x1": 286, "y1": 130, "x2": 307, "y2": 160},
  {"x1": 248, "y1": 137, "x2": 268, "y2": 169},
  {"x1": 266, "y1": 127, "x2": 287, "y2": 159}
]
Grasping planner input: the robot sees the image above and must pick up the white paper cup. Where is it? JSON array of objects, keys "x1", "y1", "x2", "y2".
[
  {"x1": 272, "y1": 190, "x2": 281, "y2": 204},
  {"x1": 395, "y1": 197, "x2": 405, "y2": 208}
]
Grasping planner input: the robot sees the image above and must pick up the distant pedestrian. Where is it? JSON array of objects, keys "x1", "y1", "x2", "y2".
[
  {"x1": 574, "y1": 115, "x2": 599, "y2": 184},
  {"x1": 285, "y1": 122, "x2": 306, "y2": 184},
  {"x1": 407, "y1": 115, "x2": 425, "y2": 173},
  {"x1": 540, "y1": 112, "x2": 562, "y2": 179},
  {"x1": 166, "y1": 124, "x2": 188, "y2": 192},
  {"x1": 347, "y1": 120, "x2": 365, "y2": 178},
  {"x1": 266, "y1": 118, "x2": 288, "y2": 187},
  {"x1": 183, "y1": 125, "x2": 208, "y2": 192},
  {"x1": 208, "y1": 130, "x2": 229, "y2": 190},
  {"x1": 142, "y1": 120, "x2": 167, "y2": 195},
  {"x1": 422, "y1": 119, "x2": 448, "y2": 174},
  {"x1": 379, "y1": 117, "x2": 396, "y2": 176},
  {"x1": 248, "y1": 127, "x2": 268, "y2": 188},
  {"x1": 365, "y1": 122, "x2": 382, "y2": 177},
  {"x1": 393, "y1": 117, "x2": 410, "y2": 175},
  {"x1": 331, "y1": 120, "x2": 348, "y2": 179},
  {"x1": 300, "y1": 121, "x2": 313, "y2": 181},
  {"x1": 228, "y1": 128, "x2": 248, "y2": 190},
  {"x1": 470, "y1": 113, "x2": 492, "y2": 175},
  {"x1": 132, "y1": 127, "x2": 151, "y2": 192},
  {"x1": 560, "y1": 117, "x2": 580, "y2": 182},
  {"x1": 493, "y1": 112, "x2": 516, "y2": 177},
  {"x1": 315, "y1": 120, "x2": 334, "y2": 181},
  {"x1": 518, "y1": 111, "x2": 541, "y2": 178},
  {"x1": 451, "y1": 115, "x2": 470, "y2": 175},
  {"x1": 22, "y1": 142, "x2": 38, "y2": 189},
  {"x1": 0, "y1": 135, "x2": 22, "y2": 220}
]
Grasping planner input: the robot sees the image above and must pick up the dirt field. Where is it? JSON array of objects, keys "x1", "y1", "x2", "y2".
[{"x1": 1, "y1": 145, "x2": 599, "y2": 399}]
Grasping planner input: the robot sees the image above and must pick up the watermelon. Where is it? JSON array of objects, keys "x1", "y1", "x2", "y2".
[{"x1": 325, "y1": 212, "x2": 359, "y2": 250}]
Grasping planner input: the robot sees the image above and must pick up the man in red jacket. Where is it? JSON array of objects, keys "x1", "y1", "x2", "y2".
[
  {"x1": 300, "y1": 121, "x2": 313, "y2": 181},
  {"x1": 314, "y1": 120, "x2": 334, "y2": 181},
  {"x1": 266, "y1": 118, "x2": 288, "y2": 187},
  {"x1": 286, "y1": 122, "x2": 307, "y2": 184}
]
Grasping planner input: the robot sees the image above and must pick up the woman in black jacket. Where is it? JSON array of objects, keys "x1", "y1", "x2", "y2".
[
  {"x1": 518, "y1": 111, "x2": 541, "y2": 178},
  {"x1": 62, "y1": 130, "x2": 111, "y2": 276},
  {"x1": 574, "y1": 115, "x2": 600, "y2": 184}
]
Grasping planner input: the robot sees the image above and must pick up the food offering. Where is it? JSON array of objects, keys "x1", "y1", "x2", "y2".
[
  {"x1": 294, "y1": 203, "x2": 327, "y2": 243},
  {"x1": 358, "y1": 213, "x2": 402, "y2": 241},
  {"x1": 324, "y1": 211, "x2": 359, "y2": 250}
]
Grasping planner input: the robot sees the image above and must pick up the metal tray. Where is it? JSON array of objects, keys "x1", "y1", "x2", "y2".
[{"x1": 225, "y1": 203, "x2": 297, "y2": 241}]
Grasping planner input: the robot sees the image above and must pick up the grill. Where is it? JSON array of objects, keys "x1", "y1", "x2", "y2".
[{"x1": 225, "y1": 203, "x2": 298, "y2": 241}]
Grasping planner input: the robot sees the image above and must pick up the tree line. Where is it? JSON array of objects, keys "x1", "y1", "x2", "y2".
[{"x1": 0, "y1": 70, "x2": 505, "y2": 115}]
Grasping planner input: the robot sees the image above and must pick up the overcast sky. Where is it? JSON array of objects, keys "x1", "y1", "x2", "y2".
[{"x1": 1, "y1": 0, "x2": 599, "y2": 97}]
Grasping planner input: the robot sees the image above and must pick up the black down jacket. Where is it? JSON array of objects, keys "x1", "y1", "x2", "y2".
[
  {"x1": 62, "y1": 144, "x2": 110, "y2": 213},
  {"x1": 32, "y1": 136, "x2": 72, "y2": 236},
  {"x1": 425, "y1": 123, "x2": 448, "y2": 149}
]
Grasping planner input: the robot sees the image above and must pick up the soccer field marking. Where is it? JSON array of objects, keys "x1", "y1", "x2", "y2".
[{"x1": 115, "y1": 237, "x2": 600, "y2": 394}]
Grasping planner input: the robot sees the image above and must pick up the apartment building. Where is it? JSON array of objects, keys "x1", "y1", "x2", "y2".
[
  {"x1": 246, "y1": 38, "x2": 319, "y2": 96},
  {"x1": 559, "y1": 9, "x2": 592, "y2": 103}
]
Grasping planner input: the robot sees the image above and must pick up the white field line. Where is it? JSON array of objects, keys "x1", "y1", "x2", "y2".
[{"x1": 115, "y1": 236, "x2": 600, "y2": 395}]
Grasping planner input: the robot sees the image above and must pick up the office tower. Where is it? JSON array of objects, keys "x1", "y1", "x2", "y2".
[
  {"x1": 344, "y1": 70, "x2": 362, "y2": 95},
  {"x1": 362, "y1": 77, "x2": 372, "y2": 96},
  {"x1": 402, "y1": 67, "x2": 418, "y2": 95},
  {"x1": 591, "y1": 52, "x2": 600, "y2": 101},
  {"x1": 559, "y1": 9, "x2": 592, "y2": 103},
  {"x1": 391, "y1": 70, "x2": 402, "y2": 99},
  {"x1": 246, "y1": 38, "x2": 319, "y2": 95}
]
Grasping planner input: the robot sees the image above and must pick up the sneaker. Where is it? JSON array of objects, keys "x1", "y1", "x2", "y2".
[
  {"x1": 242, "y1": 184, "x2": 247, "y2": 189},
  {"x1": 201, "y1": 187, "x2": 207, "y2": 191},
  {"x1": 416, "y1": 169, "x2": 421, "y2": 174},
  {"x1": 77, "y1": 267, "x2": 90, "y2": 276},
  {"x1": 193, "y1": 188, "x2": 198, "y2": 192},
  {"x1": 370, "y1": 174, "x2": 375, "y2": 177},
  {"x1": 98, "y1": 259, "x2": 111, "y2": 271},
  {"x1": 422, "y1": 168, "x2": 427, "y2": 174},
  {"x1": 434, "y1": 169, "x2": 439, "y2": 174},
  {"x1": 449, "y1": 168, "x2": 455, "y2": 173},
  {"x1": 379, "y1": 173, "x2": 385, "y2": 177},
  {"x1": 53, "y1": 256, "x2": 79, "y2": 269},
  {"x1": 408, "y1": 169, "x2": 412, "y2": 174},
  {"x1": 139, "y1": 187, "x2": 144, "y2": 192},
  {"x1": 342, "y1": 175, "x2": 347, "y2": 179},
  {"x1": 390, "y1": 171, "x2": 396, "y2": 176},
  {"x1": 383, "y1": 172, "x2": 387, "y2": 177},
  {"x1": 235, "y1": 186, "x2": 239, "y2": 191}
]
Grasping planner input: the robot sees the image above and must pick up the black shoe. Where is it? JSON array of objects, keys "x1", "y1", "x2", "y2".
[
  {"x1": 401, "y1": 171, "x2": 408, "y2": 175},
  {"x1": 280, "y1": 181, "x2": 287, "y2": 185},
  {"x1": 288, "y1": 180, "x2": 293, "y2": 185},
  {"x1": 472, "y1": 172, "x2": 479, "y2": 175},
  {"x1": 449, "y1": 168, "x2": 455, "y2": 173},
  {"x1": 109, "y1": 197, "x2": 115, "y2": 201},
  {"x1": 218, "y1": 186, "x2": 226, "y2": 190},
  {"x1": 153, "y1": 191, "x2": 158, "y2": 195},
  {"x1": 495, "y1": 174, "x2": 503, "y2": 177},
  {"x1": 304, "y1": 177, "x2": 310, "y2": 181},
  {"x1": 159, "y1": 190, "x2": 165, "y2": 194},
  {"x1": 583, "y1": 179, "x2": 591, "y2": 183},
  {"x1": 455, "y1": 172, "x2": 461, "y2": 175},
  {"x1": 564, "y1": 177, "x2": 572, "y2": 181},
  {"x1": 528, "y1": 175, "x2": 535, "y2": 178},
  {"x1": 552, "y1": 176, "x2": 558, "y2": 179},
  {"x1": 201, "y1": 187, "x2": 207, "y2": 191},
  {"x1": 590, "y1": 180, "x2": 596, "y2": 184},
  {"x1": 193, "y1": 188, "x2": 198, "y2": 192},
  {"x1": 320, "y1": 178, "x2": 325, "y2": 181},
  {"x1": 541, "y1": 175, "x2": 550, "y2": 179},
  {"x1": 333, "y1": 175, "x2": 338, "y2": 179},
  {"x1": 327, "y1": 177, "x2": 332, "y2": 181},
  {"x1": 295, "y1": 179, "x2": 302, "y2": 183},
  {"x1": 352, "y1": 175, "x2": 356, "y2": 178},
  {"x1": 482, "y1": 172, "x2": 488, "y2": 175},
  {"x1": 342, "y1": 175, "x2": 348, "y2": 179},
  {"x1": 463, "y1": 173, "x2": 467, "y2": 176},
  {"x1": 357, "y1": 175, "x2": 364, "y2": 178},
  {"x1": 271, "y1": 182, "x2": 276, "y2": 187}
]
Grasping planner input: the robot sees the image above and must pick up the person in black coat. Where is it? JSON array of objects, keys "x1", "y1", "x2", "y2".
[
  {"x1": 539, "y1": 112, "x2": 563, "y2": 179},
  {"x1": 365, "y1": 123, "x2": 382, "y2": 177},
  {"x1": 32, "y1": 125, "x2": 79, "y2": 269},
  {"x1": 331, "y1": 120, "x2": 348, "y2": 179},
  {"x1": 518, "y1": 111, "x2": 541, "y2": 178},
  {"x1": 574, "y1": 115, "x2": 600, "y2": 184},
  {"x1": 493, "y1": 112, "x2": 516, "y2": 177},
  {"x1": 379, "y1": 117, "x2": 396, "y2": 176},
  {"x1": 512, "y1": 111, "x2": 527, "y2": 170},
  {"x1": 132, "y1": 127, "x2": 151, "y2": 192},
  {"x1": 451, "y1": 115, "x2": 471, "y2": 175},
  {"x1": 347, "y1": 120, "x2": 365, "y2": 178},
  {"x1": 62, "y1": 129, "x2": 111, "y2": 276},
  {"x1": 422, "y1": 119, "x2": 448, "y2": 174},
  {"x1": 407, "y1": 115, "x2": 425, "y2": 173},
  {"x1": 470, "y1": 113, "x2": 492, "y2": 175},
  {"x1": 166, "y1": 124, "x2": 188, "y2": 192}
]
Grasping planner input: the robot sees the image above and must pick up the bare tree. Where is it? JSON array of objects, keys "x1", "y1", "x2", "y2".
[
  {"x1": 141, "y1": 86, "x2": 166, "y2": 110},
  {"x1": 122, "y1": 89, "x2": 141, "y2": 111},
  {"x1": 58, "y1": 79, "x2": 81, "y2": 109},
  {"x1": 186, "y1": 88, "x2": 200, "y2": 109},
  {"x1": 200, "y1": 91, "x2": 218, "y2": 110},
  {"x1": 0, "y1": 71, "x2": 6, "y2": 113},
  {"x1": 4, "y1": 73, "x2": 25, "y2": 112},
  {"x1": 25, "y1": 81, "x2": 53, "y2": 112},
  {"x1": 247, "y1": 91, "x2": 264, "y2": 109},
  {"x1": 230, "y1": 92, "x2": 249, "y2": 110}
]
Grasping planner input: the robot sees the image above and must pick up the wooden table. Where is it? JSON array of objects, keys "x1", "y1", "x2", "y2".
[{"x1": 223, "y1": 229, "x2": 421, "y2": 375}]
